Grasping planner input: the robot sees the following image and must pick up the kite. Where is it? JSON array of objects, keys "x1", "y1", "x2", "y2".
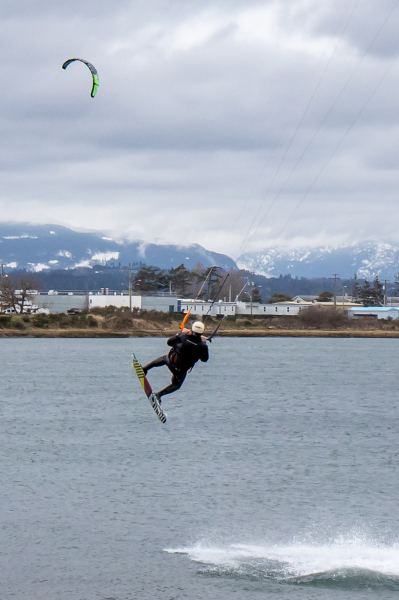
[{"x1": 62, "y1": 58, "x2": 99, "y2": 98}]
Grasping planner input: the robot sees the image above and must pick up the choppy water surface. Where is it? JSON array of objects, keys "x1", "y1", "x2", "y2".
[{"x1": 1, "y1": 337, "x2": 399, "y2": 599}]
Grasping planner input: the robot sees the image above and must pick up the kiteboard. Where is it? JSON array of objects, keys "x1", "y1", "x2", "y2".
[{"x1": 132, "y1": 354, "x2": 167, "y2": 424}]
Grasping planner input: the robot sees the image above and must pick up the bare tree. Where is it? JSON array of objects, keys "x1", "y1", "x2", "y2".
[
  {"x1": 0, "y1": 275, "x2": 39, "y2": 313},
  {"x1": 0, "y1": 277, "x2": 16, "y2": 312}
]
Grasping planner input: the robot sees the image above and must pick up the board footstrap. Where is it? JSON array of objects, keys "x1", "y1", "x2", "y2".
[{"x1": 150, "y1": 394, "x2": 167, "y2": 424}]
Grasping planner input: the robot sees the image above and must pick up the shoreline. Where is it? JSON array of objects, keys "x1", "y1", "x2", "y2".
[
  {"x1": 1, "y1": 327, "x2": 399, "y2": 338},
  {"x1": 2, "y1": 310, "x2": 399, "y2": 339}
]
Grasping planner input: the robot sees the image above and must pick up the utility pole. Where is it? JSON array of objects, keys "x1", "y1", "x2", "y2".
[
  {"x1": 0, "y1": 264, "x2": 3, "y2": 312},
  {"x1": 128, "y1": 263, "x2": 132, "y2": 311},
  {"x1": 332, "y1": 273, "x2": 339, "y2": 309}
]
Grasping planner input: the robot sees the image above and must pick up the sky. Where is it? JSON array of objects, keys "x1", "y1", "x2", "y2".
[{"x1": 1, "y1": 0, "x2": 399, "y2": 259}]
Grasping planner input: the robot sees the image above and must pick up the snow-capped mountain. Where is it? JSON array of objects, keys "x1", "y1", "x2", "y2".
[
  {"x1": 3, "y1": 223, "x2": 398, "y2": 280},
  {"x1": 0, "y1": 223, "x2": 237, "y2": 271},
  {"x1": 238, "y1": 242, "x2": 399, "y2": 280}
]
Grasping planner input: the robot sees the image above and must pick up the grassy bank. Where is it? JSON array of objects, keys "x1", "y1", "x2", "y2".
[{"x1": 1, "y1": 308, "x2": 399, "y2": 338}]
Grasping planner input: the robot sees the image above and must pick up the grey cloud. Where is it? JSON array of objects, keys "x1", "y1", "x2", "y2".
[
  {"x1": 307, "y1": 0, "x2": 399, "y2": 58},
  {"x1": 1, "y1": 0, "x2": 399, "y2": 258}
]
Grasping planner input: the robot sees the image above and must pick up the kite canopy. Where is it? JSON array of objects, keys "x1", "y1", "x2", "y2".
[{"x1": 62, "y1": 58, "x2": 99, "y2": 98}]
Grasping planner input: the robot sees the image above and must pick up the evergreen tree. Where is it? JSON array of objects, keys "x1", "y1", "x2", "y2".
[
  {"x1": 207, "y1": 267, "x2": 226, "y2": 301},
  {"x1": 316, "y1": 291, "x2": 333, "y2": 302},
  {"x1": 358, "y1": 278, "x2": 383, "y2": 306},
  {"x1": 190, "y1": 264, "x2": 209, "y2": 298},
  {"x1": 352, "y1": 273, "x2": 361, "y2": 301},
  {"x1": 268, "y1": 293, "x2": 292, "y2": 303},
  {"x1": 169, "y1": 264, "x2": 192, "y2": 297},
  {"x1": 358, "y1": 279, "x2": 373, "y2": 306},
  {"x1": 394, "y1": 273, "x2": 399, "y2": 297},
  {"x1": 251, "y1": 286, "x2": 262, "y2": 303},
  {"x1": 372, "y1": 276, "x2": 384, "y2": 306},
  {"x1": 133, "y1": 266, "x2": 168, "y2": 293}
]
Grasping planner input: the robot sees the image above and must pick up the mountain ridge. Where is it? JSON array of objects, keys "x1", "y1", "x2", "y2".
[
  {"x1": 1, "y1": 223, "x2": 399, "y2": 280},
  {"x1": 238, "y1": 241, "x2": 399, "y2": 280},
  {"x1": 0, "y1": 223, "x2": 237, "y2": 272}
]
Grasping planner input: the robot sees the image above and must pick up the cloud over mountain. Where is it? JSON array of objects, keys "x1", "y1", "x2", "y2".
[{"x1": 1, "y1": 1, "x2": 399, "y2": 256}]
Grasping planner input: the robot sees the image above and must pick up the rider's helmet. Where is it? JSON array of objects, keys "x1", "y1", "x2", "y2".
[{"x1": 191, "y1": 321, "x2": 205, "y2": 334}]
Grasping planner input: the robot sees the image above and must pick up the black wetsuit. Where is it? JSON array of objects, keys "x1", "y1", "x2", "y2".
[{"x1": 143, "y1": 332, "x2": 209, "y2": 398}]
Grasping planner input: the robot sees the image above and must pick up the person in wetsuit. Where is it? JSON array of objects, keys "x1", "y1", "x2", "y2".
[{"x1": 143, "y1": 321, "x2": 209, "y2": 403}]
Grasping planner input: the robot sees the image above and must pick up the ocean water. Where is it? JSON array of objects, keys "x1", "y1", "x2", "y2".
[{"x1": 1, "y1": 336, "x2": 399, "y2": 600}]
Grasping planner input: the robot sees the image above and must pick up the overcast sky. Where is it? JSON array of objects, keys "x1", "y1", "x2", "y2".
[{"x1": 1, "y1": 0, "x2": 399, "y2": 257}]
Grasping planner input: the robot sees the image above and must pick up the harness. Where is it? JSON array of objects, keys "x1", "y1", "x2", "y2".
[{"x1": 169, "y1": 334, "x2": 202, "y2": 371}]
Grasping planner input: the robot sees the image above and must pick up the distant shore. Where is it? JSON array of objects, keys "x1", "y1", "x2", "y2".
[
  {"x1": 1, "y1": 310, "x2": 399, "y2": 339},
  {"x1": 2, "y1": 327, "x2": 399, "y2": 339}
]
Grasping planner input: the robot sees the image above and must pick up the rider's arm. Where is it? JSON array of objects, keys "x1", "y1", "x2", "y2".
[
  {"x1": 167, "y1": 333, "x2": 181, "y2": 347},
  {"x1": 199, "y1": 343, "x2": 209, "y2": 362}
]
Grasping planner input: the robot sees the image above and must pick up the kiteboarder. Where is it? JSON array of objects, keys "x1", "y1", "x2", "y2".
[{"x1": 143, "y1": 321, "x2": 209, "y2": 403}]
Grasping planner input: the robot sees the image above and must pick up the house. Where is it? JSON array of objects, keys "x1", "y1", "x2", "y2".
[
  {"x1": 235, "y1": 301, "x2": 303, "y2": 316},
  {"x1": 180, "y1": 299, "x2": 236, "y2": 317},
  {"x1": 290, "y1": 296, "x2": 316, "y2": 303}
]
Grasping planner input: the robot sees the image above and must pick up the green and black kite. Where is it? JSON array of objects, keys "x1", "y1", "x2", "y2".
[{"x1": 62, "y1": 58, "x2": 99, "y2": 98}]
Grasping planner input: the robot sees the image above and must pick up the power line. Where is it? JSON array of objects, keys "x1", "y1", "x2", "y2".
[
  {"x1": 238, "y1": 0, "x2": 361, "y2": 256},
  {"x1": 239, "y1": 0, "x2": 399, "y2": 255},
  {"x1": 274, "y1": 37, "x2": 398, "y2": 242}
]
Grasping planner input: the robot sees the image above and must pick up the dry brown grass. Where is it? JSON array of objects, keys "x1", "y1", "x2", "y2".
[{"x1": 1, "y1": 308, "x2": 399, "y2": 338}]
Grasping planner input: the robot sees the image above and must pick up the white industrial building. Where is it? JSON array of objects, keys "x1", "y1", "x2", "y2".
[
  {"x1": 30, "y1": 292, "x2": 342, "y2": 317},
  {"x1": 348, "y1": 306, "x2": 399, "y2": 320},
  {"x1": 33, "y1": 292, "x2": 89, "y2": 314},
  {"x1": 31, "y1": 291, "x2": 178, "y2": 314},
  {"x1": 88, "y1": 293, "x2": 178, "y2": 313},
  {"x1": 15, "y1": 290, "x2": 380, "y2": 318}
]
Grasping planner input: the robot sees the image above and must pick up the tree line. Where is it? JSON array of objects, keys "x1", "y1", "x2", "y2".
[
  {"x1": 0, "y1": 265, "x2": 261, "y2": 314},
  {"x1": 131, "y1": 264, "x2": 262, "y2": 302},
  {"x1": 2, "y1": 263, "x2": 399, "y2": 314}
]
